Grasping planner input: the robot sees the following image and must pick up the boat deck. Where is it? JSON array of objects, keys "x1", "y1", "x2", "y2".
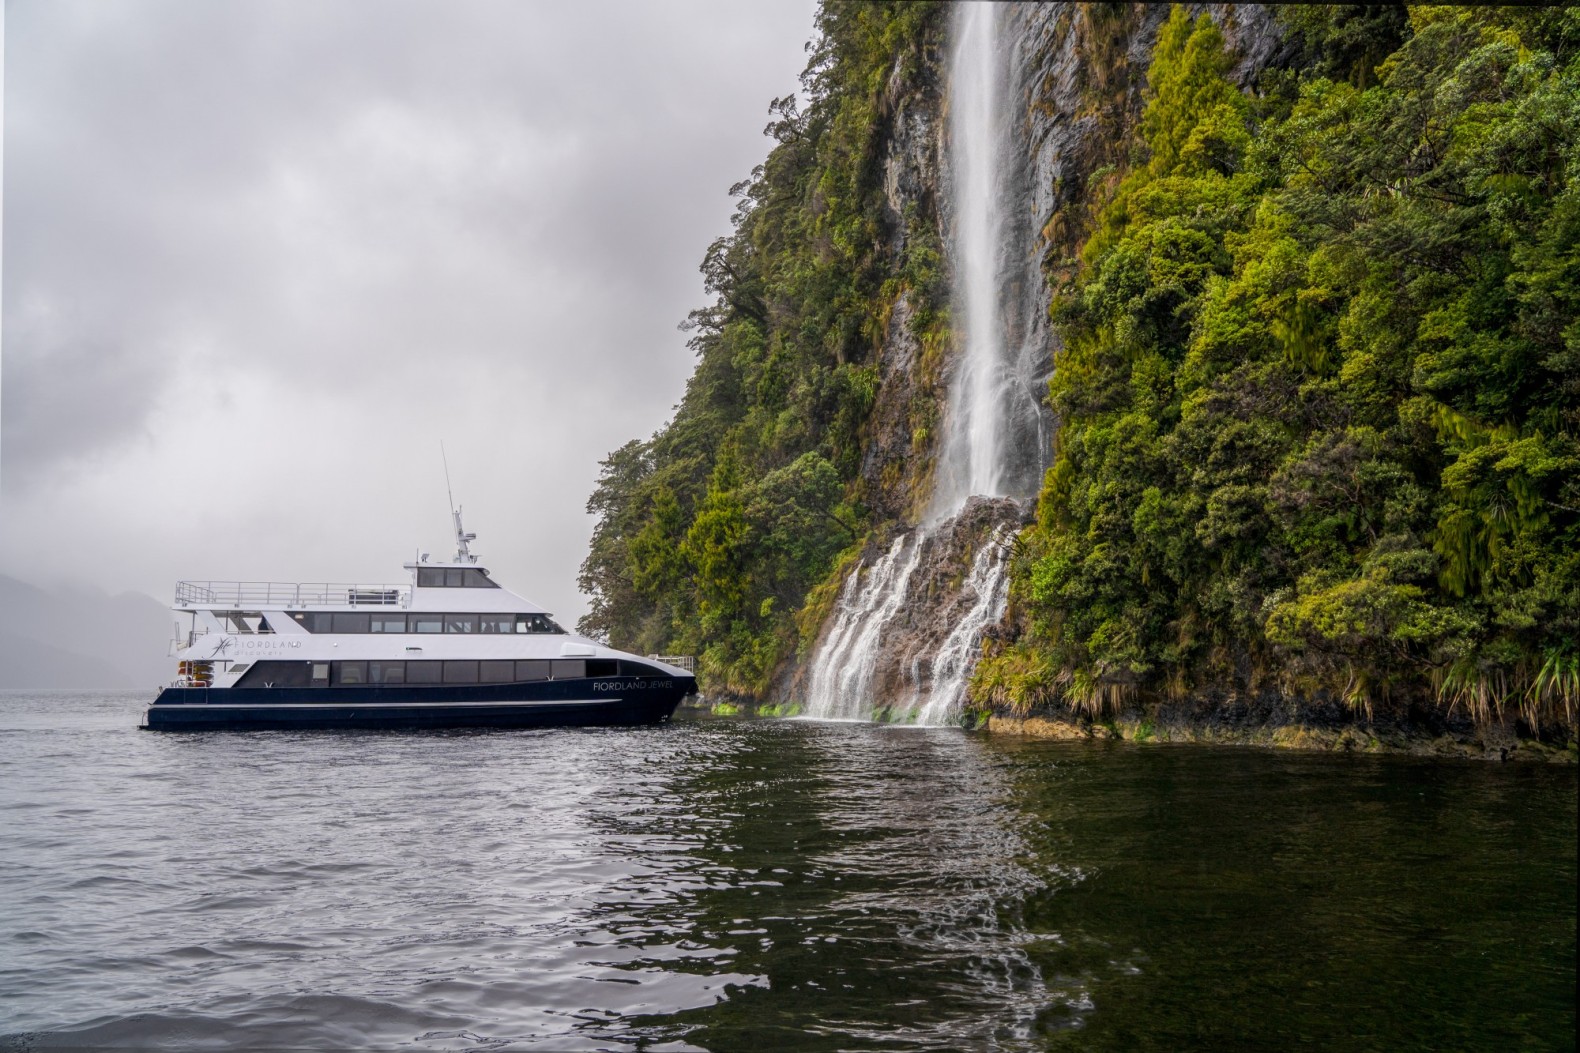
[{"x1": 175, "y1": 581, "x2": 410, "y2": 608}]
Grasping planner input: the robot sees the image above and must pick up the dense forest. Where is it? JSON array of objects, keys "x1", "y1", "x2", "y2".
[{"x1": 581, "y1": 3, "x2": 1578, "y2": 733}]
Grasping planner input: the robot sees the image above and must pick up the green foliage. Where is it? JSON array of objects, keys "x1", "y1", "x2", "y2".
[
  {"x1": 984, "y1": 4, "x2": 1580, "y2": 729},
  {"x1": 579, "y1": 2, "x2": 946, "y2": 696}
]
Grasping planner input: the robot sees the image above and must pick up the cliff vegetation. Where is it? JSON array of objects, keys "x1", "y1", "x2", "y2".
[
  {"x1": 977, "y1": 5, "x2": 1580, "y2": 734},
  {"x1": 582, "y1": 3, "x2": 1579, "y2": 739}
]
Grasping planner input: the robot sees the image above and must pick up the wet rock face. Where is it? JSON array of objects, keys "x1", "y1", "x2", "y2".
[
  {"x1": 789, "y1": 496, "x2": 1029, "y2": 716},
  {"x1": 859, "y1": 290, "x2": 934, "y2": 526},
  {"x1": 862, "y1": 47, "x2": 947, "y2": 526},
  {"x1": 865, "y1": 497, "x2": 1029, "y2": 709},
  {"x1": 859, "y1": 5, "x2": 1288, "y2": 527},
  {"x1": 792, "y1": 5, "x2": 1288, "y2": 710}
]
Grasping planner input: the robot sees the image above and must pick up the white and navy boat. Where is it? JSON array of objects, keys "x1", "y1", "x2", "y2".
[{"x1": 144, "y1": 512, "x2": 695, "y2": 731}]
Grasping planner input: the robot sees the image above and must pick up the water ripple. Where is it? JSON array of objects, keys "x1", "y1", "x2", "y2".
[{"x1": 1, "y1": 691, "x2": 1572, "y2": 1052}]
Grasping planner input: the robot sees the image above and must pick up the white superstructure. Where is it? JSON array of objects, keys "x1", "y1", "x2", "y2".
[{"x1": 167, "y1": 512, "x2": 687, "y2": 691}]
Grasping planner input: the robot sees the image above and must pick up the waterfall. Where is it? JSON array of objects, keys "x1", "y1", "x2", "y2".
[
  {"x1": 932, "y1": 0, "x2": 1009, "y2": 514},
  {"x1": 913, "y1": 526, "x2": 1013, "y2": 726},
  {"x1": 803, "y1": 2, "x2": 1048, "y2": 726},
  {"x1": 803, "y1": 536, "x2": 925, "y2": 720}
]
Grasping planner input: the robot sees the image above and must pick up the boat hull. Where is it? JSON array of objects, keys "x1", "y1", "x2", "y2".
[{"x1": 143, "y1": 676, "x2": 694, "y2": 731}]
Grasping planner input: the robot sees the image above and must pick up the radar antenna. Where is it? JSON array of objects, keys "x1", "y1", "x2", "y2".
[{"x1": 441, "y1": 442, "x2": 478, "y2": 563}]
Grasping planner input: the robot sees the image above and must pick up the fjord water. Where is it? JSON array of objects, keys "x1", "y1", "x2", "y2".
[{"x1": 2, "y1": 692, "x2": 1575, "y2": 1051}]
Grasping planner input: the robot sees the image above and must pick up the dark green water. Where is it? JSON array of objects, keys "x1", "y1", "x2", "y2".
[{"x1": 1, "y1": 692, "x2": 1574, "y2": 1050}]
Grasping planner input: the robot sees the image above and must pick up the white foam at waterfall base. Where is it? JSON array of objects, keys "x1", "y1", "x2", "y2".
[
  {"x1": 914, "y1": 527, "x2": 1012, "y2": 726},
  {"x1": 803, "y1": 536, "x2": 924, "y2": 721}
]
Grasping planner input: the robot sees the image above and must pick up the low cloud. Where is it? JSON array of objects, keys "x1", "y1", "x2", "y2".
[{"x1": 2, "y1": 0, "x2": 816, "y2": 623}]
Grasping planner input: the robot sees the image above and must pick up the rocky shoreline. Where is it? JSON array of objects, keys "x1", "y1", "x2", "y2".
[
  {"x1": 986, "y1": 705, "x2": 1578, "y2": 764},
  {"x1": 683, "y1": 696, "x2": 1578, "y2": 764}
]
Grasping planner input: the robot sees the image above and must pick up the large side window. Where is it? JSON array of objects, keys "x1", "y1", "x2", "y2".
[
  {"x1": 407, "y1": 661, "x2": 442, "y2": 684},
  {"x1": 515, "y1": 614, "x2": 563, "y2": 634},
  {"x1": 444, "y1": 614, "x2": 478, "y2": 634},
  {"x1": 479, "y1": 660, "x2": 514, "y2": 683},
  {"x1": 411, "y1": 614, "x2": 444, "y2": 634},
  {"x1": 331, "y1": 613, "x2": 371, "y2": 634},
  {"x1": 550, "y1": 659, "x2": 585, "y2": 680},
  {"x1": 221, "y1": 611, "x2": 274, "y2": 634},
  {"x1": 369, "y1": 661, "x2": 406, "y2": 684},
  {"x1": 479, "y1": 615, "x2": 514, "y2": 634},
  {"x1": 332, "y1": 660, "x2": 368, "y2": 686},
  {"x1": 292, "y1": 612, "x2": 334, "y2": 633},
  {"x1": 515, "y1": 660, "x2": 550, "y2": 682},
  {"x1": 234, "y1": 661, "x2": 310, "y2": 688},
  {"x1": 442, "y1": 660, "x2": 479, "y2": 684},
  {"x1": 370, "y1": 614, "x2": 407, "y2": 634},
  {"x1": 415, "y1": 567, "x2": 498, "y2": 588}
]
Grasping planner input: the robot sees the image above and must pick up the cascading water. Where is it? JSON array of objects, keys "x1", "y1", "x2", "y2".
[
  {"x1": 803, "y1": 536, "x2": 925, "y2": 721},
  {"x1": 803, "y1": 2, "x2": 1051, "y2": 725},
  {"x1": 932, "y1": 2, "x2": 1054, "y2": 518},
  {"x1": 913, "y1": 526, "x2": 1014, "y2": 726},
  {"x1": 932, "y1": 0, "x2": 1009, "y2": 513}
]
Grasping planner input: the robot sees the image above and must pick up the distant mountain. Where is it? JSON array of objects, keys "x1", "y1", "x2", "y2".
[{"x1": 0, "y1": 574, "x2": 172, "y2": 689}]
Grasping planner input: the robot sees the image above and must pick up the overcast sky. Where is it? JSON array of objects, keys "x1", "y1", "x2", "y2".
[{"x1": 1, "y1": 0, "x2": 817, "y2": 627}]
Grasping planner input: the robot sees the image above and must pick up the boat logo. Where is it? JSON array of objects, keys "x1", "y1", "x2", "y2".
[{"x1": 208, "y1": 637, "x2": 302, "y2": 656}]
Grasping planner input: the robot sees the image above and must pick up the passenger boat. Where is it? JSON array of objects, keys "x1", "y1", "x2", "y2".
[{"x1": 143, "y1": 512, "x2": 696, "y2": 731}]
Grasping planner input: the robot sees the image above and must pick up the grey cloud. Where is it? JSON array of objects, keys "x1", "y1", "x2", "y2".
[{"x1": 2, "y1": 0, "x2": 815, "y2": 624}]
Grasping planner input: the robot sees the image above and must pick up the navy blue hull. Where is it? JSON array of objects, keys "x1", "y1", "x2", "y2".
[{"x1": 143, "y1": 675, "x2": 694, "y2": 731}]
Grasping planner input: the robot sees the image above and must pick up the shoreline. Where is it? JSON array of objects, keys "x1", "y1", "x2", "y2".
[
  {"x1": 985, "y1": 713, "x2": 1578, "y2": 764},
  {"x1": 682, "y1": 698, "x2": 1578, "y2": 764}
]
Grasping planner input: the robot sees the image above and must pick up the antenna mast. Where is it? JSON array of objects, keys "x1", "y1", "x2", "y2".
[{"x1": 441, "y1": 442, "x2": 478, "y2": 563}]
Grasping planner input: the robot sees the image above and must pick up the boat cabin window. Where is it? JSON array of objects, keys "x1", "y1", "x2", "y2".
[
  {"x1": 416, "y1": 567, "x2": 499, "y2": 588},
  {"x1": 234, "y1": 657, "x2": 643, "y2": 688},
  {"x1": 515, "y1": 660, "x2": 550, "y2": 681},
  {"x1": 220, "y1": 611, "x2": 274, "y2": 634},
  {"x1": 406, "y1": 662, "x2": 442, "y2": 684},
  {"x1": 233, "y1": 661, "x2": 311, "y2": 687},
  {"x1": 286, "y1": 612, "x2": 564, "y2": 634},
  {"x1": 333, "y1": 661, "x2": 368, "y2": 686},
  {"x1": 332, "y1": 613, "x2": 371, "y2": 634},
  {"x1": 479, "y1": 660, "x2": 514, "y2": 683}
]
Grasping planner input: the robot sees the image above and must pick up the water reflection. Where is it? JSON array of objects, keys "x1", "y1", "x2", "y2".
[
  {"x1": 598, "y1": 722, "x2": 1071, "y2": 1050},
  {"x1": 0, "y1": 693, "x2": 1573, "y2": 1052}
]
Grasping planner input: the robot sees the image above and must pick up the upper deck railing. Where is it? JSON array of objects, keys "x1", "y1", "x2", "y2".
[{"x1": 174, "y1": 581, "x2": 411, "y2": 608}]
